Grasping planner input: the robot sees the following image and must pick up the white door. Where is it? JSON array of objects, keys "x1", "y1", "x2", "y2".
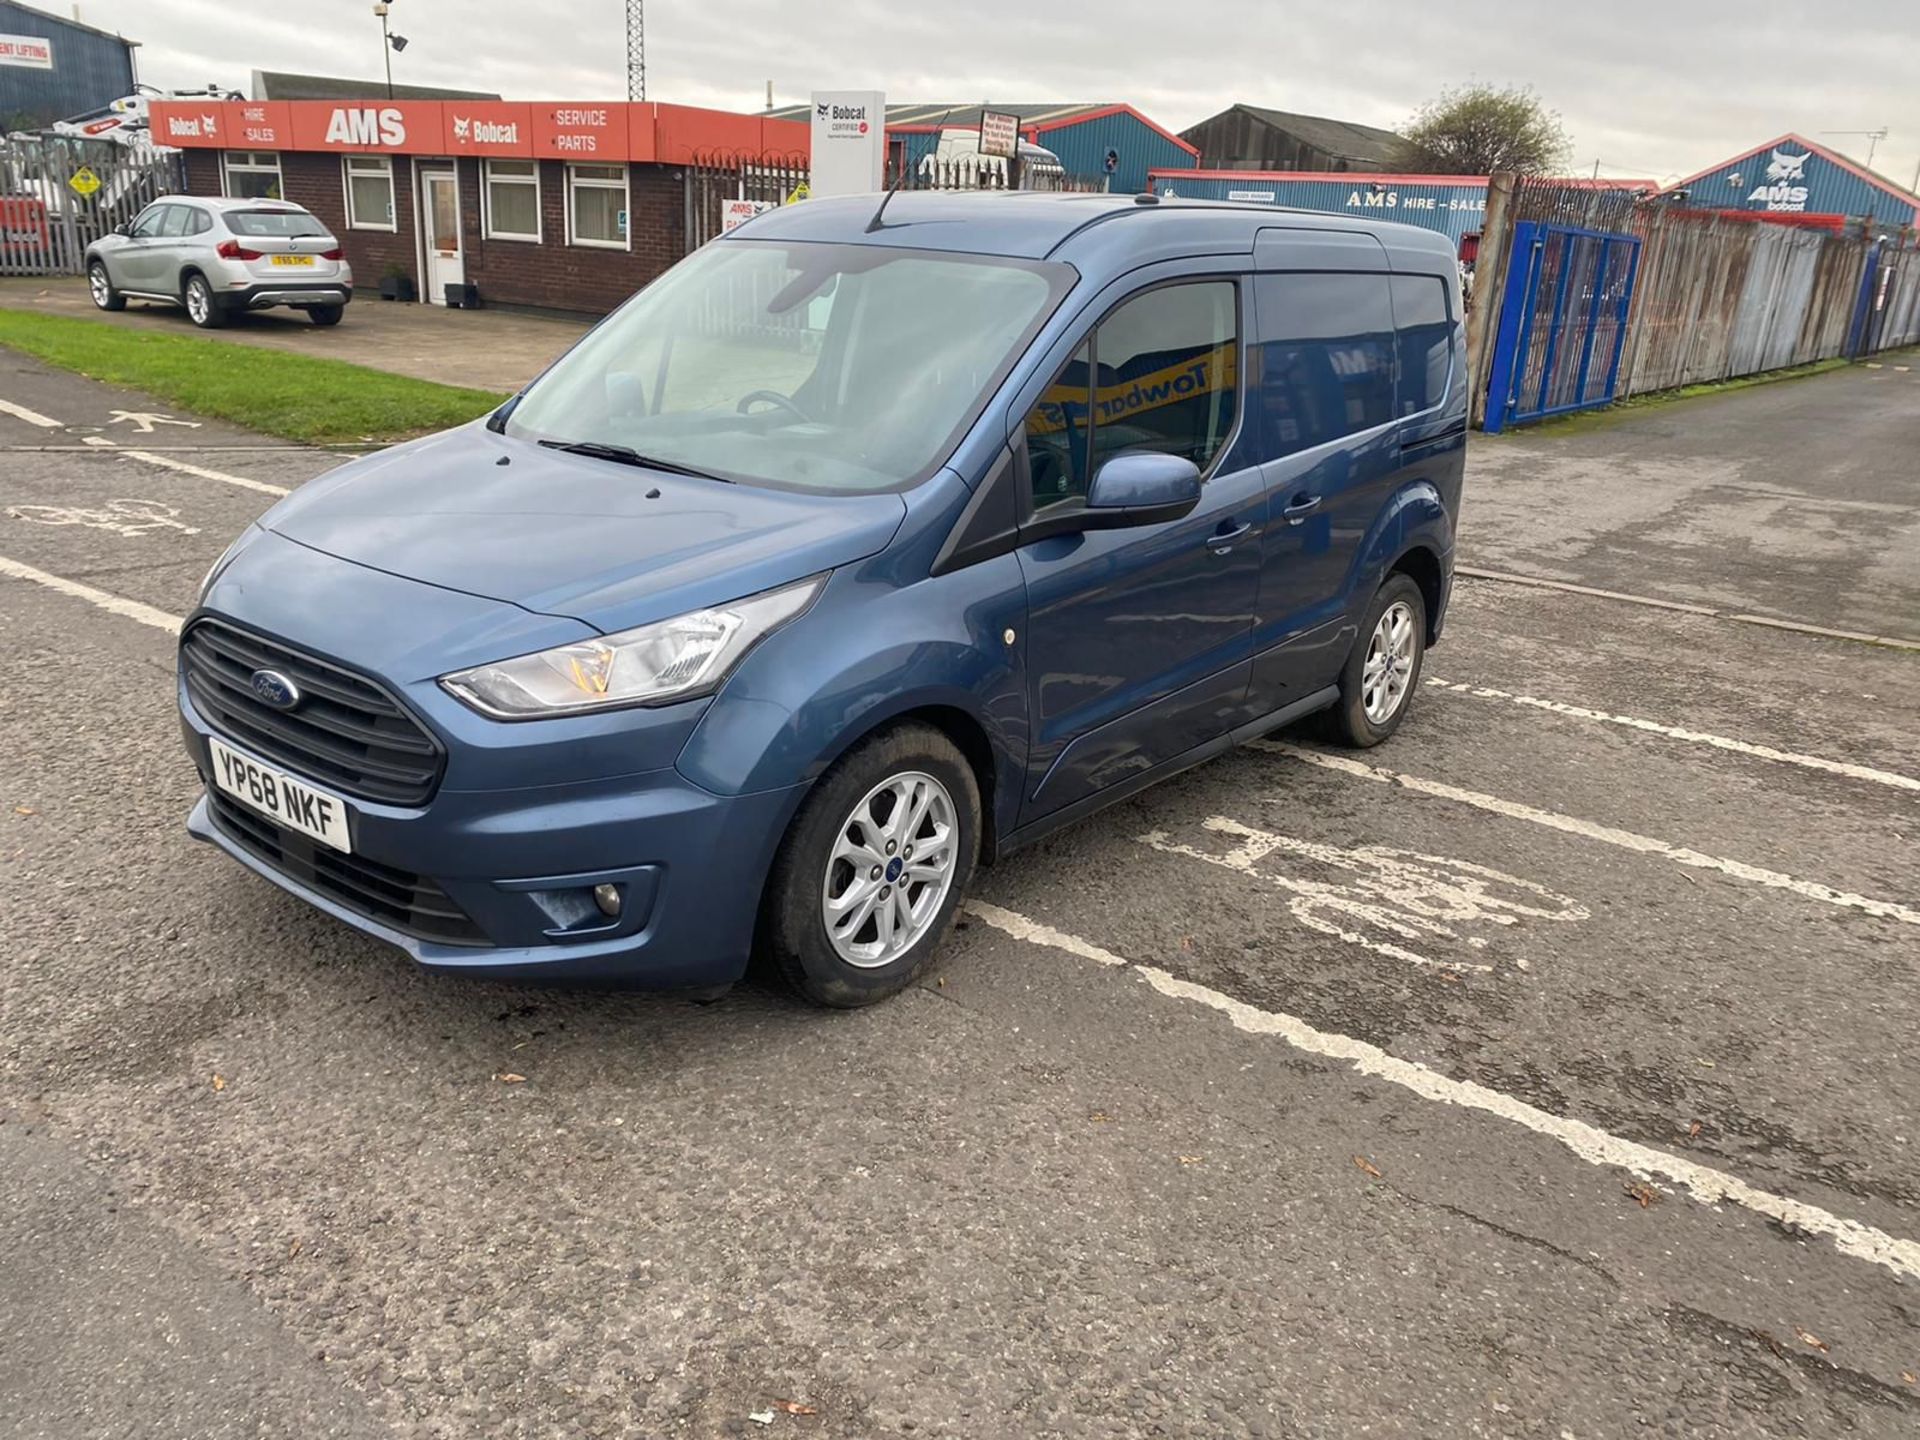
[{"x1": 419, "y1": 166, "x2": 463, "y2": 304}]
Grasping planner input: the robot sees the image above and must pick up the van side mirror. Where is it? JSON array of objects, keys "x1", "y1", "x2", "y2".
[{"x1": 1083, "y1": 452, "x2": 1202, "y2": 527}]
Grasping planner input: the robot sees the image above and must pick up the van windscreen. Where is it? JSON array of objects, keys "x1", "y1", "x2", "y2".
[{"x1": 506, "y1": 239, "x2": 1074, "y2": 494}]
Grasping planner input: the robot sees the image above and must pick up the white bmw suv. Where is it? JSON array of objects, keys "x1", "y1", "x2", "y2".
[{"x1": 87, "y1": 195, "x2": 353, "y2": 328}]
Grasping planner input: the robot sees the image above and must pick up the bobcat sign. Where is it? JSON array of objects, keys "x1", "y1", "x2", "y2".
[
  {"x1": 1748, "y1": 148, "x2": 1811, "y2": 212},
  {"x1": 810, "y1": 91, "x2": 885, "y2": 198}
]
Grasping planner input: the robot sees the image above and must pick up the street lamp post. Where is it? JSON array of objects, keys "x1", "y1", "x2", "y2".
[{"x1": 372, "y1": 2, "x2": 408, "y2": 100}]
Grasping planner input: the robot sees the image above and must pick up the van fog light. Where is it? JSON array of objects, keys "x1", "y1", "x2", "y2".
[{"x1": 593, "y1": 883, "x2": 623, "y2": 918}]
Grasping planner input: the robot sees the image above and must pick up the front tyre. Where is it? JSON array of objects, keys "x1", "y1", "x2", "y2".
[
  {"x1": 762, "y1": 722, "x2": 980, "y2": 1008},
  {"x1": 88, "y1": 261, "x2": 125, "y2": 311},
  {"x1": 1322, "y1": 573, "x2": 1427, "y2": 748},
  {"x1": 183, "y1": 273, "x2": 227, "y2": 328}
]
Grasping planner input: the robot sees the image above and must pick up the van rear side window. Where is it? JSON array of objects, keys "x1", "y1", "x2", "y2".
[
  {"x1": 1391, "y1": 274, "x2": 1454, "y2": 416},
  {"x1": 1252, "y1": 274, "x2": 1394, "y2": 459}
]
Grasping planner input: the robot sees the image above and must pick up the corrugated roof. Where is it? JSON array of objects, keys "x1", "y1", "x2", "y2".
[
  {"x1": 1186, "y1": 105, "x2": 1405, "y2": 166},
  {"x1": 252, "y1": 70, "x2": 500, "y2": 102}
]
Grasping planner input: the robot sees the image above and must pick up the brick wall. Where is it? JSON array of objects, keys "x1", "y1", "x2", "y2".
[
  {"x1": 460, "y1": 160, "x2": 684, "y2": 313},
  {"x1": 178, "y1": 148, "x2": 687, "y2": 316}
]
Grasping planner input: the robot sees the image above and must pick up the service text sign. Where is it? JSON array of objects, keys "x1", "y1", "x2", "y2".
[{"x1": 809, "y1": 90, "x2": 885, "y2": 198}]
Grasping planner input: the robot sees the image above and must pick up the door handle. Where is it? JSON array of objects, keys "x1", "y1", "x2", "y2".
[
  {"x1": 1282, "y1": 494, "x2": 1323, "y2": 525},
  {"x1": 1206, "y1": 521, "x2": 1253, "y2": 553}
]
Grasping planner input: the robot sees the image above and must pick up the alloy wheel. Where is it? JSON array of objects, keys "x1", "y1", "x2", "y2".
[
  {"x1": 821, "y1": 770, "x2": 958, "y2": 968},
  {"x1": 1362, "y1": 600, "x2": 1417, "y2": 724},
  {"x1": 88, "y1": 265, "x2": 111, "y2": 307}
]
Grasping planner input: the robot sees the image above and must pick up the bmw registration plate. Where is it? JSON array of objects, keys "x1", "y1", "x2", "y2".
[
  {"x1": 270, "y1": 254, "x2": 315, "y2": 267},
  {"x1": 208, "y1": 736, "x2": 352, "y2": 853}
]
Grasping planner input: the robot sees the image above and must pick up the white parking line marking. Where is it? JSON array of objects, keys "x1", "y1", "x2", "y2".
[
  {"x1": 1425, "y1": 678, "x2": 1920, "y2": 794},
  {"x1": 0, "y1": 554, "x2": 182, "y2": 634},
  {"x1": 1257, "y1": 743, "x2": 1920, "y2": 928},
  {"x1": 1140, "y1": 816, "x2": 1589, "y2": 972},
  {"x1": 81, "y1": 436, "x2": 290, "y2": 496},
  {"x1": 964, "y1": 901, "x2": 1920, "y2": 1284},
  {"x1": 0, "y1": 398, "x2": 63, "y2": 429}
]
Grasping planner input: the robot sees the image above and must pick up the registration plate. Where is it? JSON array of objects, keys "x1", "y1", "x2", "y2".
[
  {"x1": 270, "y1": 254, "x2": 315, "y2": 267},
  {"x1": 208, "y1": 736, "x2": 351, "y2": 853}
]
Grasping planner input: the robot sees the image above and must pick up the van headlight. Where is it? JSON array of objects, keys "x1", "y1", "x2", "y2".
[{"x1": 440, "y1": 575, "x2": 823, "y2": 719}]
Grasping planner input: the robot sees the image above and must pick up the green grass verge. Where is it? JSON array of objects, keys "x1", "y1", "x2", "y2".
[{"x1": 0, "y1": 308, "x2": 508, "y2": 445}]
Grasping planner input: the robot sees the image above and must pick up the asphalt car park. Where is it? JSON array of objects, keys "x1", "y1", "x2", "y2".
[{"x1": 3, "y1": 350, "x2": 1918, "y2": 1438}]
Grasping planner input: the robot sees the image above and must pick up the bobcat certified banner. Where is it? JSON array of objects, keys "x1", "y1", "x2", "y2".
[{"x1": 809, "y1": 91, "x2": 885, "y2": 198}]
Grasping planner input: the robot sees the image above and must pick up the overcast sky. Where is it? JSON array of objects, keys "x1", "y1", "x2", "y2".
[{"x1": 81, "y1": 0, "x2": 1920, "y2": 189}]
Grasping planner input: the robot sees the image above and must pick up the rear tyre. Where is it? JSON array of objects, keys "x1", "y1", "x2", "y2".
[
  {"x1": 307, "y1": 304, "x2": 344, "y2": 326},
  {"x1": 1321, "y1": 573, "x2": 1427, "y2": 748},
  {"x1": 183, "y1": 273, "x2": 226, "y2": 328},
  {"x1": 87, "y1": 261, "x2": 125, "y2": 311},
  {"x1": 761, "y1": 722, "x2": 980, "y2": 1008}
]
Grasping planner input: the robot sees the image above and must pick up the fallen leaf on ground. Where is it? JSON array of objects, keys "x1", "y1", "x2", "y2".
[
  {"x1": 746, "y1": 1412, "x2": 775, "y2": 1427},
  {"x1": 1901, "y1": 1371, "x2": 1916, "y2": 1385},
  {"x1": 1353, "y1": 1155, "x2": 1384, "y2": 1180},
  {"x1": 288, "y1": 1239, "x2": 301, "y2": 1258},
  {"x1": 211, "y1": 1073, "x2": 225, "y2": 1092},
  {"x1": 494, "y1": 1072, "x2": 526, "y2": 1084},
  {"x1": 1089, "y1": 1111, "x2": 1112, "y2": 1123},
  {"x1": 772, "y1": 1400, "x2": 818, "y2": 1415},
  {"x1": 1436, "y1": 971, "x2": 1462, "y2": 984},
  {"x1": 1178, "y1": 1154, "x2": 1203, "y2": 1166},
  {"x1": 13, "y1": 806, "x2": 35, "y2": 816},
  {"x1": 1180, "y1": 936, "x2": 1195, "y2": 951},
  {"x1": 1695, "y1": 1058, "x2": 1716, "y2": 1069},
  {"x1": 1688, "y1": 1121, "x2": 1702, "y2": 1139},
  {"x1": 1624, "y1": 1181, "x2": 1661, "y2": 1208},
  {"x1": 1793, "y1": 1327, "x2": 1830, "y2": 1353},
  {"x1": 936, "y1": 976, "x2": 946, "y2": 987}
]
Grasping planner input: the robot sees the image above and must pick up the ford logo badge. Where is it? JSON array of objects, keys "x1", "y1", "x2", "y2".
[{"x1": 249, "y1": 668, "x2": 301, "y2": 711}]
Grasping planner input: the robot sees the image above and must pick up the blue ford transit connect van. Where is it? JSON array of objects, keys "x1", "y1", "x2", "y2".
[{"x1": 181, "y1": 192, "x2": 1464, "y2": 1006}]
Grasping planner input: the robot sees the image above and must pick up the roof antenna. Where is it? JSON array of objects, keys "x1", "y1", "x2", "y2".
[{"x1": 867, "y1": 104, "x2": 957, "y2": 233}]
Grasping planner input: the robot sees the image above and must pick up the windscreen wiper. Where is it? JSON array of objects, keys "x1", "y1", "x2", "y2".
[{"x1": 537, "y1": 438, "x2": 731, "y2": 482}]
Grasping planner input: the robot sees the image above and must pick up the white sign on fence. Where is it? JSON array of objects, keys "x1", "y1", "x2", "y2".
[
  {"x1": 721, "y1": 198, "x2": 772, "y2": 233},
  {"x1": 809, "y1": 90, "x2": 885, "y2": 198},
  {"x1": 978, "y1": 110, "x2": 1019, "y2": 160},
  {"x1": 0, "y1": 32, "x2": 55, "y2": 68}
]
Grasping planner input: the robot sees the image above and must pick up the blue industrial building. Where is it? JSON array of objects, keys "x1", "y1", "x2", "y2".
[
  {"x1": 0, "y1": 0, "x2": 138, "y2": 128},
  {"x1": 1661, "y1": 133, "x2": 1920, "y2": 231},
  {"x1": 1150, "y1": 169, "x2": 1493, "y2": 248},
  {"x1": 766, "y1": 100, "x2": 1199, "y2": 194}
]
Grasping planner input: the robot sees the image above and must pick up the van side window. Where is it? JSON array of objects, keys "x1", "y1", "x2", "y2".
[
  {"x1": 1025, "y1": 342, "x2": 1093, "y2": 510},
  {"x1": 1252, "y1": 274, "x2": 1394, "y2": 458},
  {"x1": 1022, "y1": 281, "x2": 1238, "y2": 512},
  {"x1": 1390, "y1": 274, "x2": 1454, "y2": 415}
]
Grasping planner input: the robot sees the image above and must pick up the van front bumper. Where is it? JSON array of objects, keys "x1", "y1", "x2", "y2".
[{"x1": 179, "y1": 691, "x2": 807, "y2": 988}]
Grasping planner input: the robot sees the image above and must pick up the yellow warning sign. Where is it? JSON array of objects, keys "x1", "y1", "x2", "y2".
[{"x1": 68, "y1": 166, "x2": 102, "y2": 197}]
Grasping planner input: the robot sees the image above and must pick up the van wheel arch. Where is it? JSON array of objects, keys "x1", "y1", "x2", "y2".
[
  {"x1": 1388, "y1": 545, "x2": 1445, "y2": 645},
  {"x1": 807, "y1": 703, "x2": 1002, "y2": 867}
]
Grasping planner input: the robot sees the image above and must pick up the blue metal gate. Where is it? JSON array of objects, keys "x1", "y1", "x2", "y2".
[{"x1": 1484, "y1": 221, "x2": 1641, "y2": 433}]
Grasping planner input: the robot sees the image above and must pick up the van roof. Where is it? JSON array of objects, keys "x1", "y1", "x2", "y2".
[{"x1": 735, "y1": 191, "x2": 1459, "y2": 276}]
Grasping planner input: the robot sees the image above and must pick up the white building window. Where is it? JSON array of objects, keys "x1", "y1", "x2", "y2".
[
  {"x1": 484, "y1": 159, "x2": 541, "y2": 242},
  {"x1": 222, "y1": 151, "x2": 283, "y2": 201},
  {"x1": 567, "y1": 163, "x2": 628, "y2": 249},
  {"x1": 343, "y1": 155, "x2": 396, "y2": 230}
]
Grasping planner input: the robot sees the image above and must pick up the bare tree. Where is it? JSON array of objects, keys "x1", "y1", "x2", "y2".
[{"x1": 1393, "y1": 85, "x2": 1572, "y2": 175}]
